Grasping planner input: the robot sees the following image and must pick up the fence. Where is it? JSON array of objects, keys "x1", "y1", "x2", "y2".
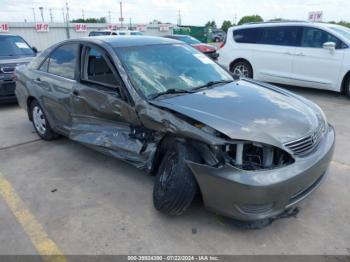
[{"x1": 0, "y1": 22, "x2": 175, "y2": 51}]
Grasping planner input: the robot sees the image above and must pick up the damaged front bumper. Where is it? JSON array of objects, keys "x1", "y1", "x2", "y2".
[{"x1": 187, "y1": 126, "x2": 335, "y2": 221}]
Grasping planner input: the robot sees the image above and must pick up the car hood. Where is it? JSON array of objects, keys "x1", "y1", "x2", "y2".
[
  {"x1": 0, "y1": 56, "x2": 34, "y2": 65},
  {"x1": 150, "y1": 79, "x2": 322, "y2": 147}
]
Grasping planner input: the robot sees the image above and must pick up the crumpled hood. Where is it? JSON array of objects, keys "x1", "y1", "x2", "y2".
[{"x1": 150, "y1": 79, "x2": 322, "y2": 146}]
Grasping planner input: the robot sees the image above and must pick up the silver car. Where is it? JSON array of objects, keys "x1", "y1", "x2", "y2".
[{"x1": 15, "y1": 36, "x2": 335, "y2": 224}]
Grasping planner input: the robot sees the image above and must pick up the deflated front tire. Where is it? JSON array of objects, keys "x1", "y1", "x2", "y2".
[{"x1": 153, "y1": 142, "x2": 201, "y2": 216}]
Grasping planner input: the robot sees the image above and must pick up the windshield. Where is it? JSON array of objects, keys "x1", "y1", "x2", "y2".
[
  {"x1": 330, "y1": 26, "x2": 350, "y2": 41},
  {"x1": 114, "y1": 44, "x2": 232, "y2": 99},
  {"x1": 178, "y1": 36, "x2": 201, "y2": 45},
  {"x1": 130, "y1": 32, "x2": 143, "y2": 35},
  {"x1": 0, "y1": 35, "x2": 35, "y2": 58},
  {"x1": 90, "y1": 31, "x2": 111, "y2": 36}
]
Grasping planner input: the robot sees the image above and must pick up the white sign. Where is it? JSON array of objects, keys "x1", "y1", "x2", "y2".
[
  {"x1": 35, "y1": 23, "x2": 49, "y2": 32},
  {"x1": 74, "y1": 23, "x2": 87, "y2": 32},
  {"x1": 0, "y1": 23, "x2": 9, "y2": 32},
  {"x1": 159, "y1": 24, "x2": 169, "y2": 32},
  {"x1": 107, "y1": 24, "x2": 117, "y2": 30},
  {"x1": 308, "y1": 11, "x2": 323, "y2": 22},
  {"x1": 136, "y1": 24, "x2": 147, "y2": 32}
]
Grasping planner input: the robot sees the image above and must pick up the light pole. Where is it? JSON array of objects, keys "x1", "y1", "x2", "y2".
[{"x1": 39, "y1": 7, "x2": 44, "y2": 22}]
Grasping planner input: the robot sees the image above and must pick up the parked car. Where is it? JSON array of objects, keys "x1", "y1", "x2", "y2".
[
  {"x1": 164, "y1": 34, "x2": 219, "y2": 60},
  {"x1": 89, "y1": 30, "x2": 143, "y2": 36},
  {"x1": 0, "y1": 34, "x2": 36, "y2": 103},
  {"x1": 15, "y1": 36, "x2": 334, "y2": 223},
  {"x1": 211, "y1": 29, "x2": 226, "y2": 42},
  {"x1": 218, "y1": 22, "x2": 350, "y2": 98}
]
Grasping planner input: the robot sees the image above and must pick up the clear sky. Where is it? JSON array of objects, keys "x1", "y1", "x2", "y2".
[{"x1": 0, "y1": 0, "x2": 348, "y2": 26}]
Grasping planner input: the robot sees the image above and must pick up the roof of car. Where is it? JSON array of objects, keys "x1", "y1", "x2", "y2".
[
  {"x1": 80, "y1": 35, "x2": 181, "y2": 47},
  {"x1": 229, "y1": 21, "x2": 341, "y2": 31}
]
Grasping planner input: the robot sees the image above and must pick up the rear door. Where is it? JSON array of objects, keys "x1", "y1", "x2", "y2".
[
  {"x1": 70, "y1": 44, "x2": 147, "y2": 166},
  {"x1": 34, "y1": 43, "x2": 80, "y2": 133},
  {"x1": 290, "y1": 26, "x2": 345, "y2": 90},
  {"x1": 252, "y1": 26, "x2": 300, "y2": 84}
]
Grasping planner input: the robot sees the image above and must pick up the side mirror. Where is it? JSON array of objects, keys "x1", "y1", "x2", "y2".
[
  {"x1": 32, "y1": 46, "x2": 38, "y2": 54},
  {"x1": 323, "y1": 42, "x2": 336, "y2": 53}
]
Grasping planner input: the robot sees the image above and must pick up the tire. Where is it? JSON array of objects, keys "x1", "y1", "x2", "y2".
[
  {"x1": 344, "y1": 75, "x2": 350, "y2": 99},
  {"x1": 214, "y1": 37, "x2": 220, "y2": 43},
  {"x1": 230, "y1": 60, "x2": 253, "y2": 78},
  {"x1": 30, "y1": 100, "x2": 58, "y2": 141},
  {"x1": 153, "y1": 142, "x2": 200, "y2": 216}
]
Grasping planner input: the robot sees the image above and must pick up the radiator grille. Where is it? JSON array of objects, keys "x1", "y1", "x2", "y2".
[{"x1": 284, "y1": 123, "x2": 325, "y2": 156}]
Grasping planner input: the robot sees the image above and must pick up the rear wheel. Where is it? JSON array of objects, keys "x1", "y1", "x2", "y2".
[
  {"x1": 30, "y1": 100, "x2": 58, "y2": 140},
  {"x1": 231, "y1": 60, "x2": 253, "y2": 78},
  {"x1": 153, "y1": 142, "x2": 200, "y2": 216},
  {"x1": 344, "y1": 75, "x2": 350, "y2": 99}
]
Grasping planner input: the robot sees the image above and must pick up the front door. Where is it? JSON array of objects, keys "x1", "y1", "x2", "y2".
[
  {"x1": 290, "y1": 26, "x2": 345, "y2": 90},
  {"x1": 70, "y1": 44, "x2": 149, "y2": 167}
]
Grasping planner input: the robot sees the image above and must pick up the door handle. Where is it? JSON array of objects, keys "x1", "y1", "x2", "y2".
[
  {"x1": 72, "y1": 90, "x2": 79, "y2": 96},
  {"x1": 295, "y1": 52, "x2": 305, "y2": 56},
  {"x1": 284, "y1": 51, "x2": 292, "y2": 55},
  {"x1": 33, "y1": 77, "x2": 41, "y2": 83}
]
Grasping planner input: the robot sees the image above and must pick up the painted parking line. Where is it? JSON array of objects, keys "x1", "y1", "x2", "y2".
[{"x1": 0, "y1": 172, "x2": 66, "y2": 262}]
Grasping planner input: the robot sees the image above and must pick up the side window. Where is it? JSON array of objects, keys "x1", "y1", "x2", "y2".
[
  {"x1": 233, "y1": 28, "x2": 261, "y2": 43},
  {"x1": 84, "y1": 47, "x2": 122, "y2": 87},
  {"x1": 48, "y1": 44, "x2": 79, "y2": 79},
  {"x1": 301, "y1": 27, "x2": 343, "y2": 49},
  {"x1": 259, "y1": 26, "x2": 300, "y2": 46}
]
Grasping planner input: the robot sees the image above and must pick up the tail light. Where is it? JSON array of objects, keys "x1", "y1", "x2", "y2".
[{"x1": 220, "y1": 35, "x2": 227, "y2": 48}]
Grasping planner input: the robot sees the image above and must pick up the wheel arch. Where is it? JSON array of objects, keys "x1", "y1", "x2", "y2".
[{"x1": 27, "y1": 96, "x2": 36, "y2": 121}]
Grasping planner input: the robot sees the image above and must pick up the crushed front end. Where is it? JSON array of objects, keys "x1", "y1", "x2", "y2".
[{"x1": 187, "y1": 125, "x2": 335, "y2": 221}]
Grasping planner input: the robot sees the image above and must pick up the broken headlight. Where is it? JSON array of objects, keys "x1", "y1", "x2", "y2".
[{"x1": 220, "y1": 142, "x2": 294, "y2": 171}]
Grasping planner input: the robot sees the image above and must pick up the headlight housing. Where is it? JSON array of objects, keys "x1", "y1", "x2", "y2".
[{"x1": 219, "y1": 142, "x2": 294, "y2": 171}]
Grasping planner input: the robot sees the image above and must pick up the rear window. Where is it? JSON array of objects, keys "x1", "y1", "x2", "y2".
[
  {"x1": 0, "y1": 35, "x2": 35, "y2": 58},
  {"x1": 233, "y1": 28, "x2": 262, "y2": 44}
]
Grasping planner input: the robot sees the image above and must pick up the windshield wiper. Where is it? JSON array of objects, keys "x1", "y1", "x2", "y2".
[
  {"x1": 149, "y1": 88, "x2": 193, "y2": 100},
  {"x1": 191, "y1": 80, "x2": 234, "y2": 92}
]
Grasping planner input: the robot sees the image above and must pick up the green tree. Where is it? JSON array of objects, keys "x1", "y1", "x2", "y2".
[
  {"x1": 71, "y1": 17, "x2": 107, "y2": 23},
  {"x1": 238, "y1": 15, "x2": 263, "y2": 25},
  {"x1": 205, "y1": 21, "x2": 217, "y2": 28},
  {"x1": 221, "y1": 20, "x2": 233, "y2": 32}
]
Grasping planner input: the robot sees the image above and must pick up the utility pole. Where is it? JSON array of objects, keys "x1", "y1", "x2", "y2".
[
  {"x1": 177, "y1": 9, "x2": 182, "y2": 26},
  {"x1": 39, "y1": 7, "x2": 44, "y2": 22},
  {"x1": 65, "y1": 1, "x2": 70, "y2": 39},
  {"x1": 119, "y1": 1, "x2": 124, "y2": 28},
  {"x1": 65, "y1": 1, "x2": 70, "y2": 23},
  {"x1": 82, "y1": 9, "x2": 85, "y2": 20},
  {"x1": 32, "y1": 8, "x2": 37, "y2": 23},
  {"x1": 49, "y1": 8, "x2": 53, "y2": 23},
  {"x1": 129, "y1": 17, "x2": 132, "y2": 30},
  {"x1": 108, "y1": 11, "x2": 111, "y2": 23},
  {"x1": 62, "y1": 8, "x2": 65, "y2": 22}
]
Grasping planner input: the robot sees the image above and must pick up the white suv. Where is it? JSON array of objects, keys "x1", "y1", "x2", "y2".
[{"x1": 218, "y1": 22, "x2": 350, "y2": 97}]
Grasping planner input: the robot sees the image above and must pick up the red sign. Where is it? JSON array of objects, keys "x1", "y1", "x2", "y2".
[
  {"x1": 75, "y1": 23, "x2": 87, "y2": 32},
  {"x1": 0, "y1": 23, "x2": 9, "y2": 32},
  {"x1": 107, "y1": 24, "x2": 117, "y2": 30},
  {"x1": 308, "y1": 11, "x2": 323, "y2": 22},
  {"x1": 136, "y1": 24, "x2": 147, "y2": 32},
  {"x1": 35, "y1": 23, "x2": 49, "y2": 32}
]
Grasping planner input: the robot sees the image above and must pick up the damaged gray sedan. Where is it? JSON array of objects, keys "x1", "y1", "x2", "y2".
[{"x1": 15, "y1": 36, "x2": 335, "y2": 222}]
